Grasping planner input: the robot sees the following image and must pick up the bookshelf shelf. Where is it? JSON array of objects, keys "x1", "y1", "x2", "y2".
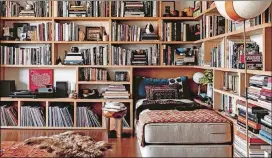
[
  {"x1": 161, "y1": 17, "x2": 195, "y2": 20},
  {"x1": 216, "y1": 111, "x2": 238, "y2": 126},
  {"x1": 78, "y1": 81, "x2": 131, "y2": 85},
  {"x1": 0, "y1": 17, "x2": 53, "y2": 21},
  {"x1": 214, "y1": 88, "x2": 239, "y2": 99},
  {"x1": 54, "y1": 41, "x2": 109, "y2": 44},
  {"x1": 194, "y1": 5, "x2": 218, "y2": 20},
  {"x1": 111, "y1": 17, "x2": 160, "y2": 21},
  {"x1": 0, "y1": 41, "x2": 52, "y2": 44},
  {"x1": 111, "y1": 41, "x2": 160, "y2": 44},
  {"x1": 161, "y1": 41, "x2": 195, "y2": 44},
  {"x1": 53, "y1": 17, "x2": 110, "y2": 21}
]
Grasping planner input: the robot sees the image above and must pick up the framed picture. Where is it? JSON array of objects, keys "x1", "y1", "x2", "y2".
[
  {"x1": 115, "y1": 71, "x2": 128, "y2": 81},
  {"x1": 29, "y1": 69, "x2": 53, "y2": 91},
  {"x1": 161, "y1": 1, "x2": 175, "y2": 15},
  {"x1": 13, "y1": 23, "x2": 29, "y2": 40},
  {"x1": 85, "y1": 27, "x2": 103, "y2": 41},
  {"x1": 194, "y1": 1, "x2": 202, "y2": 12}
]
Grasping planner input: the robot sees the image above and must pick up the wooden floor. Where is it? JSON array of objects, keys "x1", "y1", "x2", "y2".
[{"x1": 1, "y1": 129, "x2": 141, "y2": 157}]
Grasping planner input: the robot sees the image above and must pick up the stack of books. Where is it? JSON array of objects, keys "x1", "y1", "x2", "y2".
[
  {"x1": 111, "y1": 45, "x2": 159, "y2": 66},
  {"x1": 162, "y1": 22, "x2": 199, "y2": 41},
  {"x1": 223, "y1": 72, "x2": 239, "y2": 94},
  {"x1": 55, "y1": 22, "x2": 80, "y2": 41},
  {"x1": 21, "y1": 103, "x2": 46, "y2": 127},
  {"x1": 260, "y1": 113, "x2": 272, "y2": 144},
  {"x1": 234, "y1": 126, "x2": 271, "y2": 157},
  {"x1": 19, "y1": 10, "x2": 35, "y2": 17},
  {"x1": 69, "y1": 5, "x2": 87, "y2": 17},
  {"x1": 76, "y1": 105, "x2": 101, "y2": 127},
  {"x1": 111, "y1": 1, "x2": 157, "y2": 17},
  {"x1": 141, "y1": 33, "x2": 159, "y2": 41},
  {"x1": 111, "y1": 22, "x2": 142, "y2": 41},
  {"x1": 64, "y1": 51, "x2": 84, "y2": 65},
  {"x1": 48, "y1": 104, "x2": 73, "y2": 127},
  {"x1": 247, "y1": 86, "x2": 262, "y2": 101},
  {"x1": 199, "y1": 15, "x2": 225, "y2": 39},
  {"x1": 0, "y1": 45, "x2": 52, "y2": 66},
  {"x1": 258, "y1": 76, "x2": 272, "y2": 111},
  {"x1": 237, "y1": 100, "x2": 268, "y2": 134},
  {"x1": 79, "y1": 68, "x2": 108, "y2": 81},
  {"x1": 82, "y1": 46, "x2": 109, "y2": 65},
  {"x1": 210, "y1": 39, "x2": 225, "y2": 68},
  {"x1": 102, "y1": 85, "x2": 130, "y2": 99},
  {"x1": 0, "y1": 103, "x2": 18, "y2": 126}
]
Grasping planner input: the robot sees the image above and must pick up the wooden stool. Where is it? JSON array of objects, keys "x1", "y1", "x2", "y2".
[{"x1": 102, "y1": 109, "x2": 127, "y2": 138}]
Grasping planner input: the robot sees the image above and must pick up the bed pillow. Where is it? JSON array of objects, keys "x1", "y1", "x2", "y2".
[
  {"x1": 168, "y1": 76, "x2": 190, "y2": 99},
  {"x1": 145, "y1": 84, "x2": 179, "y2": 100},
  {"x1": 138, "y1": 77, "x2": 169, "y2": 98}
]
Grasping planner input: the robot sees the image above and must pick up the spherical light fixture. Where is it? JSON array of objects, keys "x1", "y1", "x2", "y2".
[{"x1": 193, "y1": 72, "x2": 204, "y2": 95}]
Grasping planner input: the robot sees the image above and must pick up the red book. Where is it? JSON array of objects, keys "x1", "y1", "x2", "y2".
[
  {"x1": 238, "y1": 115, "x2": 261, "y2": 130},
  {"x1": 236, "y1": 129, "x2": 266, "y2": 144},
  {"x1": 260, "y1": 90, "x2": 272, "y2": 97},
  {"x1": 237, "y1": 100, "x2": 257, "y2": 108},
  {"x1": 29, "y1": 69, "x2": 53, "y2": 91}
]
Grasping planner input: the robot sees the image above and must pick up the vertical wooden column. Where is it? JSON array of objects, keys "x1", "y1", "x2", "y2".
[
  {"x1": 45, "y1": 101, "x2": 49, "y2": 127},
  {"x1": 74, "y1": 101, "x2": 77, "y2": 127}
]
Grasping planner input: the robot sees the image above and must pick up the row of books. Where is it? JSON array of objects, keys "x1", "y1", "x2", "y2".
[
  {"x1": 81, "y1": 46, "x2": 109, "y2": 65},
  {"x1": 54, "y1": 22, "x2": 80, "y2": 41},
  {"x1": 210, "y1": 39, "x2": 224, "y2": 68},
  {"x1": 111, "y1": 45, "x2": 159, "y2": 66},
  {"x1": 76, "y1": 105, "x2": 101, "y2": 127},
  {"x1": 199, "y1": 15, "x2": 225, "y2": 39},
  {"x1": 196, "y1": 43, "x2": 204, "y2": 66},
  {"x1": 56, "y1": 1, "x2": 109, "y2": 17},
  {"x1": 1, "y1": 1, "x2": 51, "y2": 17},
  {"x1": 79, "y1": 68, "x2": 108, "y2": 81},
  {"x1": 162, "y1": 45, "x2": 198, "y2": 66},
  {"x1": 102, "y1": 85, "x2": 130, "y2": 99},
  {"x1": 223, "y1": 72, "x2": 239, "y2": 94},
  {"x1": 48, "y1": 104, "x2": 73, "y2": 127},
  {"x1": 0, "y1": 45, "x2": 52, "y2": 66},
  {"x1": 228, "y1": 16, "x2": 262, "y2": 33},
  {"x1": 162, "y1": 22, "x2": 197, "y2": 41},
  {"x1": 0, "y1": 103, "x2": 18, "y2": 126},
  {"x1": 21, "y1": 104, "x2": 46, "y2": 127},
  {"x1": 111, "y1": 1, "x2": 157, "y2": 17},
  {"x1": 111, "y1": 22, "x2": 142, "y2": 41}
]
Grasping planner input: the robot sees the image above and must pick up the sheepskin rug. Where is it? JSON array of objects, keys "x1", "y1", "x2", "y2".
[{"x1": 23, "y1": 131, "x2": 111, "y2": 157}]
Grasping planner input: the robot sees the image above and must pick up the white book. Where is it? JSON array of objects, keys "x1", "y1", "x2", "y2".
[
  {"x1": 55, "y1": 23, "x2": 59, "y2": 41},
  {"x1": 153, "y1": 1, "x2": 157, "y2": 17},
  {"x1": 103, "y1": 46, "x2": 107, "y2": 65}
]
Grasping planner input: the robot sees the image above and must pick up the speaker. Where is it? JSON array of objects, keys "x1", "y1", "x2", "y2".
[
  {"x1": 55, "y1": 81, "x2": 68, "y2": 98},
  {"x1": 0, "y1": 80, "x2": 15, "y2": 97}
]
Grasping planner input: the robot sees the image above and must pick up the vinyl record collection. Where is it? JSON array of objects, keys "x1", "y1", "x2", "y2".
[
  {"x1": 48, "y1": 104, "x2": 73, "y2": 127},
  {"x1": 111, "y1": 1, "x2": 157, "y2": 17},
  {"x1": 79, "y1": 68, "x2": 108, "y2": 81},
  {"x1": 81, "y1": 46, "x2": 109, "y2": 65},
  {"x1": 20, "y1": 103, "x2": 46, "y2": 127},
  {"x1": 76, "y1": 105, "x2": 101, "y2": 127},
  {"x1": 0, "y1": 45, "x2": 52, "y2": 65},
  {"x1": 102, "y1": 85, "x2": 130, "y2": 99},
  {"x1": 111, "y1": 45, "x2": 159, "y2": 65},
  {"x1": 0, "y1": 103, "x2": 18, "y2": 126}
]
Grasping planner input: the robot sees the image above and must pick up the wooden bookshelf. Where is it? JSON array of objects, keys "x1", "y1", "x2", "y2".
[{"x1": 0, "y1": 1, "x2": 271, "y2": 144}]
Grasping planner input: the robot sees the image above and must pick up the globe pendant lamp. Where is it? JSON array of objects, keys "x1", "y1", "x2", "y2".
[{"x1": 215, "y1": 1, "x2": 271, "y2": 157}]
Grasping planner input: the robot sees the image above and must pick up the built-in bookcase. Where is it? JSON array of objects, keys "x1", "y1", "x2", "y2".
[{"x1": 0, "y1": 2, "x2": 271, "y2": 149}]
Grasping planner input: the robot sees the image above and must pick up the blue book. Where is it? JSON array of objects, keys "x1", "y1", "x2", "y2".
[{"x1": 259, "y1": 130, "x2": 272, "y2": 145}]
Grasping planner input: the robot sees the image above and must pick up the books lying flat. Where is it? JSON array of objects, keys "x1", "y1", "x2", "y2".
[
  {"x1": 21, "y1": 104, "x2": 45, "y2": 127},
  {"x1": 76, "y1": 106, "x2": 101, "y2": 127},
  {"x1": 0, "y1": 104, "x2": 18, "y2": 126},
  {"x1": 259, "y1": 130, "x2": 272, "y2": 145}
]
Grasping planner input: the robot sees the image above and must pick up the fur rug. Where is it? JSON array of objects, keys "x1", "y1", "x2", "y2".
[{"x1": 23, "y1": 131, "x2": 111, "y2": 157}]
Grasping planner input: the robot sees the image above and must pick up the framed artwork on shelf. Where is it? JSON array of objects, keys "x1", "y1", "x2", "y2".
[
  {"x1": 161, "y1": 1, "x2": 175, "y2": 16},
  {"x1": 193, "y1": 1, "x2": 202, "y2": 17},
  {"x1": 29, "y1": 69, "x2": 54, "y2": 91},
  {"x1": 85, "y1": 27, "x2": 103, "y2": 41}
]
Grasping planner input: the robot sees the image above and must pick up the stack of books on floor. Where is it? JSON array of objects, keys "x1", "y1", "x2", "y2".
[
  {"x1": 82, "y1": 46, "x2": 109, "y2": 65},
  {"x1": 111, "y1": 1, "x2": 157, "y2": 17},
  {"x1": 0, "y1": 45, "x2": 52, "y2": 65},
  {"x1": 20, "y1": 103, "x2": 46, "y2": 127},
  {"x1": 103, "y1": 85, "x2": 130, "y2": 99},
  {"x1": 79, "y1": 68, "x2": 108, "y2": 81},
  {"x1": 111, "y1": 45, "x2": 159, "y2": 65},
  {"x1": 260, "y1": 113, "x2": 272, "y2": 145},
  {"x1": 234, "y1": 126, "x2": 271, "y2": 157},
  {"x1": 237, "y1": 99, "x2": 268, "y2": 134},
  {"x1": 111, "y1": 22, "x2": 142, "y2": 41},
  {"x1": 122, "y1": 118, "x2": 130, "y2": 128},
  {"x1": 0, "y1": 103, "x2": 18, "y2": 126},
  {"x1": 258, "y1": 76, "x2": 272, "y2": 111},
  {"x1": 48, "y1": 104, "x2": 73, "y2": 127},
  {"x1": 223, "y1": 72, "x2": 239, "y2": 94},
  {"x1": 199, "y1": 15, "x2": 225, "y2": 39},
  {"x1": 76, "y1": 105, "x2": 101, "y2": 127},
  {"x1": 210, "y1": 39, "x2": 225, "y2": 68}
]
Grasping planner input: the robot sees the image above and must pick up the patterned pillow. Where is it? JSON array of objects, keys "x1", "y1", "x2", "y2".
[
  {"x1": 145, "y1": 84, "x2": 179, "y2": 100},
  {"x1": 168, "y1": 76, "x2": 190, "y2": 99}
]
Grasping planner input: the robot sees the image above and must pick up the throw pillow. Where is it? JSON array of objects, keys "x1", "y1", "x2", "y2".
[
  {"x1": 145, "y1": 84, "x2": 179, "y2": 100},
  {"x1": 138, "y1": 77, "x2": 169, "y2": 98},
  {"x1": 168, "y1": 76, "x2": 190, "y2": 99}
]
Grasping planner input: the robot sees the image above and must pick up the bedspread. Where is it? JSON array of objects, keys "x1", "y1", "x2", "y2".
[{"x1": 137, "y1": 109, "x2": 230, "y2": 146}]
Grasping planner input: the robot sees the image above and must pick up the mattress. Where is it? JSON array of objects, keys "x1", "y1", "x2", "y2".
[
  {"x1": 144, "y1": 122, "x2": 232, "y2": 144},
  {"x1": 139, "y1": 144, "x2": 232, "y2": 157}
]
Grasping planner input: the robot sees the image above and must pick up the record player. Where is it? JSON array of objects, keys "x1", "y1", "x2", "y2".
[{"x1": 9, "y1": 90, "x2": 37, "y2": 98}]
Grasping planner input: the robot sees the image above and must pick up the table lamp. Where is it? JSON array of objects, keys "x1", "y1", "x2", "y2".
[{"x1": 193, "y1": 72, "x2": 204, "y2": 95}]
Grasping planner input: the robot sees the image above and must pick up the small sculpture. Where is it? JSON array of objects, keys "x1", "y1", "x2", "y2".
[
  {"x1": 79, "y1": 31, "x2": 85, "y2": 41},
  {"x1": 145, "y1": 23, "x2": 154, "y2": 34}
]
